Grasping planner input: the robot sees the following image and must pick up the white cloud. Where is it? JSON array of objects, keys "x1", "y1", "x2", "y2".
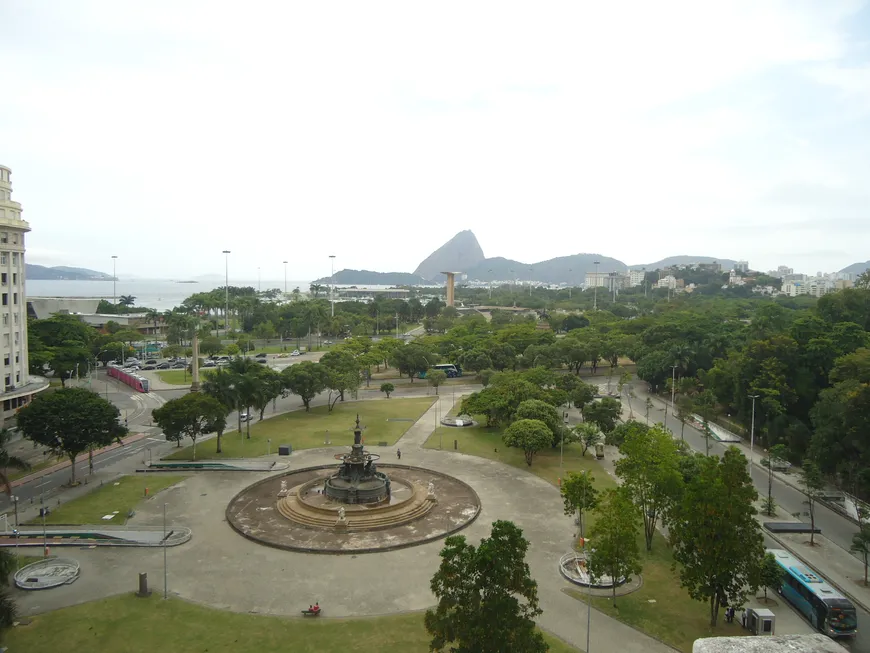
[{"x1": 1, "y1": 0, "x2": 869, "y2": 278}]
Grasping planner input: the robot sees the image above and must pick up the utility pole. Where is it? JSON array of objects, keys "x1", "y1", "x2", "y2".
[
  {"x1": 488, "y1": 269, "x2": 493, "y2": 299},
  {"x1": 329, "y1": 254, "x2": 336, "y2": 318},
  {"x1": 528, "y1": 267, "x2": 533, "y2": 296},
  {"x1": 163, "y1": 503, "x2": 168, "y2": 599},
  {"x1": 222, "y1": 250, "x2": 231, "y2": 335},
  {"x1": 666, "y1": 365, "x2": 677, "y2": 422},
  {"x1": 111, "y1": 255, "x2": 118, "y2": 305},
  {"x1": 593, "y1": 260, "x2": 600, "y2": 310},
  {"x1": 395, "y1": 313, "x2": 399, "y2": 340},
  {"x1": 749, "y1": 394, "x2": 759, "y2": 479}
]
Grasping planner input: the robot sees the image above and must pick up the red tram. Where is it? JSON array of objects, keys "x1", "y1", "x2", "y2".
[{"x1": 107, "y1": 365, "x2": 150, "y2": 393}]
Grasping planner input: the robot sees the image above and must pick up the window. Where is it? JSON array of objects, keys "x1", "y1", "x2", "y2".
[
  {"x1": 0, "y1": 232, "x2": 6, "y2": 244},
  {"x1": 14, "y1": 354, "x2": 18, "y2": 363},
  {"x1": 3, "y1": 356, "x2": 8, "y2": 366},
  {"x1": 14, "y1": 332, "x2": 19, "y2": 345},
  {"x1": 12, "y1": 273, "x2": 16, "y2": 284},
  {"x1": 0, "y1": 254, "x2": 6, "y2": 265},
  {"x1": 13, "y1": 313, "x2": 17, "y2": 324},
  {"x1": 1, "y1": 314, "x2": 6, "y2": 325},
  {"x1": 15, "y1": 373, "x2": 19, "y2": 383},
  {"x1": 4, "y1": 375, "x2": 10, "y2": 388},
  {"x1": 1, "y1": 273, "x2": 5, "y2": 285},
  {"x1": 13, "y1": 293, "x2": 17, "y2": 305},
  {"x1": 2, "y1": 334, "x2": 7, "y2": 346},
  {"x1": 1, "y1": 294, "x2": 7, "y2": 306},
  {"x1": 12, "y1": 253, "x2": 18, "y2": 265}
]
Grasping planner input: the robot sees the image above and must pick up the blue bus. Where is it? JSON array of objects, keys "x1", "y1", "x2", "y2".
[{"x1": 768, "y1": 548, "x2": 857, "y2": 637}]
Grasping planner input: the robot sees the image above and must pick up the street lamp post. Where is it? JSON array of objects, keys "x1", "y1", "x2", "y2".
[
  {"x1": 222, "y1": 250, "x2": 231, "y2": 335},
  {"x1": 111, "y1": 255, "x2": 118, "y2": 305},
  {"x1": 488, "y1": 269, "x2": 493, "y2": 299},
  {"x1": 11, "y1": 494, "x2": 18, "y2": 527},
  {"x1": 283, "y1": 260, "x2": 288, "y2": 295},
  {"x1": 666, "y1": 365, "x2": 677, "y2": 422},
  {"x1": 329, "y1": 255, "x2": 336, "y2": 318},
  {"x1": 560, "y1": 408, "x2": 569, "y2": 484},
  {"x1": 568, "y1": 268, "x2": 572, "y2": 299},
  {"x1": 12, "y1": 528, "x2": 19, "y2": 571},
  {"x1": 528, "y1": 267, "x2": 533, "y2": 296},
  {"x1": 163, "y1": 502, "x2": 168, "y2": 599},
  {"x1": 593, "y1": 261, "x2": 600, "y2": 310},
  {"x1": 749, "y1": 394, "x2": 759, "y2": 477},
  {"x1": 41, "y1": 476, "x2": 47, "y2": 557}
]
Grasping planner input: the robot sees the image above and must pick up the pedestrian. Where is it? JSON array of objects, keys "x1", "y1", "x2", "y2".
[
  {"x1": 396, "y1": 449, "x2": 401, "y2": 460},
  {"x1": 741, "y1": 609, "x2": 746, "y2": 629}
]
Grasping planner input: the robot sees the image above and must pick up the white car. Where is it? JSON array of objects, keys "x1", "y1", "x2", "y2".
[
  {"x1": 291, "y1": 350, "x2": 301, "y2": 356},
  {"x1": 239, "y1": 412, "x2": 253, "y2": 422}
]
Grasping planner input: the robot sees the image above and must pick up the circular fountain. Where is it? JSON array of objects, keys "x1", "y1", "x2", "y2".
[
  {"x1": 440, "y1": 414, "x2": 476, "y2": 427},
  {"x1": 559, "y1": 552, "x2": 625, "y2": 588}
]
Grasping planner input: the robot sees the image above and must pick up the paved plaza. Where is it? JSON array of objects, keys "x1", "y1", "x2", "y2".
[{"x1": 10, "y1": 394, "x2": 816, "y2": 652}]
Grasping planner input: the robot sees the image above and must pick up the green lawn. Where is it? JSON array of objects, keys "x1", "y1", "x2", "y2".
[
  {"x1": 156, "y1": 369, "x2": 215, "y2": 385},
  {"x1": 165, "y1": 397, "x2": 437, "y2": 460},
  {"x1": 5, "y1": 594, "x2": 578, "y2": 653},
  {"x1": 8, "y1": 455, "x2": 64, "y2": 482},
  {"x1": 28, "y1": 475, "x2": 187, "y2": 525},
  {"x1": 426, "y1": 415, "x2": 744, "y2": 653}
]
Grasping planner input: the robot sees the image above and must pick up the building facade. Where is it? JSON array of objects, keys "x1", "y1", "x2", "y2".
[
  {"x1": 585, "y1": 271, "x2": 630, "y2": 292},
  {"x1": 628, "y1": 269, "x2": 646, "y2": 287},
  {"x1": 0, "y1": 165, "x2": 48, "y2": 422}
]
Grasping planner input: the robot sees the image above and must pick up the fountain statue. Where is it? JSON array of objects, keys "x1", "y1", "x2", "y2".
[{"x1": 323, "y1": 415, "x2": 391, "y2": 504}]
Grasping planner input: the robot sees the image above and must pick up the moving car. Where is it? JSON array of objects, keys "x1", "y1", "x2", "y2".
[
  {"x1": 171, "y1": 363, "x2": 186, "y2": 369},
  {"x1": 255, "y1": 358, "x2": 268, "y2": 364},
  {"x1": 145, "y1": 359, "x2": 158, "y2": 366},
  {"x1": 255, "y1": 353, "x2": 267, "y2": 359},
  {"x1": 155, "y1": 362, "x2": 171, "y2": 370},
  {"x1": 239, "y1": 412, "x2": 252, "y2": 422},
  {"x1": 291, "y1": 350, "x2": 301, "y2": 356},
  {"x1": 142, "y1": 364, "x2": 156, "y2": 371},
  {"x1": 202, "y1": 360, "x2": 216, "y2": 368}
]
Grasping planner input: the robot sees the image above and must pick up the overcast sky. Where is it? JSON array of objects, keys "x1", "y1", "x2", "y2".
[{"x1": 2, "y1": 1, "x2": 869, "y2": 279}]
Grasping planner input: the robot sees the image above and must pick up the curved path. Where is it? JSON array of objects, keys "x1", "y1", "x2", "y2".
[{"x1": 14, "y1": 395, "x2": 674, "y2": 653}]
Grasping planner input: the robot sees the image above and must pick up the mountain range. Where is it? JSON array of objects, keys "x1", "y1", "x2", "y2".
[
  {"x1": 315, "y1": 231, "x2": 748, "y2": 285},
  {"x1": 26, "y1": 264, "x2": 113, "y2": 280}
]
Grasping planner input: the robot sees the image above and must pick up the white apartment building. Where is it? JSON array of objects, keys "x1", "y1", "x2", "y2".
[
  {"x1": 0, "y1": 165, "x2": 48, "y2": 422},
  {"x1": 728, "y1": 270, "x2": 746, "y2": 286},
  {"x1": 781, "y1": 281, "x2": 807, "y2": 297},
  {"x1": 656, "y1": 275, "x2": 677, "y2": 289},
  {"x1": 585, "y1": 271, "x2": 630, "y2": 292},
  {"x1": 628, "y1": 269, "x2": 646, "y2": 287},
  {"x1": 734, "y1": 260, "x2": 750, "y2": 273}
]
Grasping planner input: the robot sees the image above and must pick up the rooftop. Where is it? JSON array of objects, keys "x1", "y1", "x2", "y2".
[{"x1": 693, "y1": 634, "x2": 849, "y2": 653}]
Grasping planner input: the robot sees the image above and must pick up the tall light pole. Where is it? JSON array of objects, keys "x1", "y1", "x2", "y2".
[
  {"x1": 749, "y1": 394, "x2": 759, "y2": 478},
  {"x1": 283, "y1": 260, "x2": 288, "y2": 295},
  {"x1": 528, "y1": 267, "x2": 533, "y2": 296},
  {"x1": 488, "y1": 269, "x2": 493, "y2": 299},
  {"x1": 593, "y1": 261, "x2": 600, "y2": 310},
  {"x1": 222, "y1": 250, "x2": 231, "y2": 335},
  {"x1": 111, "y1": 255, "x2": 118, "y2": 305},
  {"x1": 666, "y1": 365, "x2": 677, "y2": 422},
  {"x1": 163, "y1": 502, "x2": 168, "y2": 599},
  {"x1": 329, "y1": 254, "x2": 336, "y2": 318},
  {"x1": 568, "y1": 268, "x2": 572, "y2": 299}
]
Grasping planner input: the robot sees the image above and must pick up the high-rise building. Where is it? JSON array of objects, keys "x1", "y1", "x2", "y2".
[
  {"x1": 734, "y1": 260, "x2": 750, "y2": 273},
  {"x1": 0, "y1": 165, "x2": 48, "y2": 422},
  {"x1": 628, "y1": 269, "x2": 646, "y2": 287}
]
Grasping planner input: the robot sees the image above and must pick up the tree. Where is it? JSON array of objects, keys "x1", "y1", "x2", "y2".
[
  {"x1": 460, "y1": 350, "x2": 492, "y2": 375},
  {"x1": 644, "y1": 397, "x2": 654, "y2": 424},
  {"x1": 201, "y1": 368, "x2": 241, "y2": 452},
  {"x1": 582, "y1": 397, "x2": 622, "y2": 435},
  {"x1": 282, "y1": 361, "x2": 329, "y2": 411},
  {"x1": 199, "y1": 336, "x2": 223, "y2": 357},
  {"x1": 502, "y1": 419, "x2": 553, "y2": 466},
  {"x1": 571, "y1": 422, "x2": 601, "y2": 457},
  {"x1": 561, "y1": 471, "x2": 598, "y2": 537},
  {"x1": 428, "y1": 369, "x2": 448, "y2": 395},
  {"x1": 0, "y1": 550, "x2": 18, "y2": 628},
  {"x1": 17, "y1": 388, "x2": 127, "y2": 485},
  {"x1": 380, "y1": 382, "x2": 395, "y2": 398},
  {"x1": 851, "y1": 524, "x2": 870, "y2": 586},
  {"x1": 588, "y1": 488, "x2": 642, "y2": 607},
  {"x1": 758, "y1": 552, "x2": 785, "y2": 602},
  {"x1": 320, "y1": 350, "x2": 362, "y2": 410},
  {"x1": 800, "y1": 460, "x2": 825, "y2": 547},
  {"x1": 669, "y1": 448, "x2": 764, "y2": 627},
  {"x1": 615, "y1": 424, "x2": 683, "y2": 551},
  {"x1": 514, "y1": 399, "x2": 561, "y2": 445},
  {"x1": 153, "y1": 393, "x2": 227, "y2": 460},
  {"x1": 424, "y1": 520, "x2": 546, "y2": 653},
  {"x1": 764, "y1": 443, "x2": 788, "y2": 517},
  {"x1": 570, "y1": 381, "x2": 597, "y2": 411},
  {"x1": 607, "y1": 420, "x2": 649, "y2": 448},
  {"x1": 118, "y1": 294, "x2": 136, "y2": 309},
  {"x1": 0, "y1": 428, "x2": 29, "y2": 495},
  {"x1": 675, "y1": 395, "x2": 694, "y2": 442},
  {"x1": 391, "y1": 343, "x2": 435, "y2": 381}
]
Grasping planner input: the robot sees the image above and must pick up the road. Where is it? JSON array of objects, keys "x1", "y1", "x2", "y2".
[{"x1": 621, "y1": 380, "x2": 870, "y2": 650}]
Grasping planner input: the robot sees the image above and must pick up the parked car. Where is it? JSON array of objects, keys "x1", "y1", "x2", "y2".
[
  {"x1": 217, "y1": 356, "x2": 230, "y2": 362},
  {"x1": 239, "y1": 412, "x2": 252, "y2": 422},
  {"x1": 145, "y1": 359, "x2": 158, "y2": 365},
  {"x1": 155, "y1": 362, "x2": 171, "y2": 370},
  {"x1": 291, "y1": 350, "x2": 301, "y2": 356},
  {"x1": 143, "y1": 364, "x2": 156, "y2": 370},
  {"x1": 255, "y1": 353, "x2": 267, "y2": 359},
  {"x1": 255, "y1": 358, "x2": 268, "y2": 364},
  {"x1": 277, "y1": 353, "x2": 289, "y2": 358},
  {"x1": 202, "y1": 360, "x2": 216, "y2": 368},
  {"x1": 217, "y1": 360, "x2": 229, "y2": 367},
  {"x1": 171, "y1": 363, "x2": 186, "y2": 369}
]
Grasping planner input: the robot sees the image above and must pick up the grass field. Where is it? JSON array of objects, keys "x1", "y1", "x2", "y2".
[
  {"x1": 156, "y1": 369, "x2": 216, "y2": 385},
  {"x1": 28, "y1": 475, "x2": 187, "y2": 525},
  {"x1": 4, "y1": 594, "x2": 578, "y2": 653},
  {"x1": 165, "y1": 397, "x2": 436, "y2": 460},
  {"x1": 425, "y1": 414, "x2": 745, "y2": 652}
]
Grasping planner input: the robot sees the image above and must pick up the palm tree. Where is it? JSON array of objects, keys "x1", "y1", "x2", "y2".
[
  {"x1": 145, "y1": 309, "x2": 162, "y2": 336},
  {"x1": 0, "y1": 428, "x2": 29, "y2": 496},
  {"x1": 302, "y1": 301, "x2": 328, "y2": 351},
  {"x1": 0, "y1": 554, "x2": 17, "y2": 627},
  {"x1": 118, "y1": 295, "x2": 136, "y2": 312}
]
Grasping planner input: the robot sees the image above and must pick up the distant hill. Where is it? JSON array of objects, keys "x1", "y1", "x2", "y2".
[
  {"x1": 26, "y1": 264, "x2": 112, "y2": 280},
  {"x1": 413, "y1": 230, "x2": 486, "y2": 281},
  {"x1": 840, "y1": 261, "x2": 870, "y2": 276},
  {"x1": 629, "y1": 255, "x2": 737, "y2": 271},
  {"x1": 464, "y1": 254, "x2": 627, "y2": 283},
  {"x1": 313, "y1": 269, "x2": 429, "y2": 285}
]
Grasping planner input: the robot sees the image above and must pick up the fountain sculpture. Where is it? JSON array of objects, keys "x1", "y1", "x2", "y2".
[{"x1": 323, "y1": 415, "x2": 391, "y2": 504}]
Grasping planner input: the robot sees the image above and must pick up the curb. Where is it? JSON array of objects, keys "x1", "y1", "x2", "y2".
[
  {"x1": 11, "y1": 432, "x2": 150, "y2": 489},
  {"x1": 763, "y1": 527, "x2": 870, "y2": 616}
]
